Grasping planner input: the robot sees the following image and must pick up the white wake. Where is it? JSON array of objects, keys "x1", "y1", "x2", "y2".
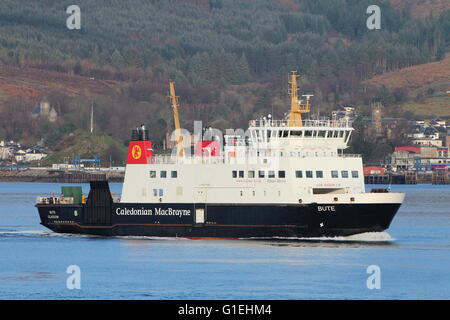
[{"x1": 244, "y1": 232, "x2": 395, "y2": 242}]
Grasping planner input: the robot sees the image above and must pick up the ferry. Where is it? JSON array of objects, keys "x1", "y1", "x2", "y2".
[{"x1": 36, "y1": 72, "x2": 405, "y2": 238}]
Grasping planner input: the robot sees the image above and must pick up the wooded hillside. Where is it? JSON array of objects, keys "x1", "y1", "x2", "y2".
[{"x1": 0, "y1": 0, "x2": 448, "y2": 162}]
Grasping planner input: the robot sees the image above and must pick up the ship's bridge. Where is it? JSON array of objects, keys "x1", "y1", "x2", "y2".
[{"x1": 245, "y1": 118, "x2": 353, "y2": 151}]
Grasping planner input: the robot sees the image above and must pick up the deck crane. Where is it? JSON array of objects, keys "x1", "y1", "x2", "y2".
[{"x1": 169, "y1": 81, "x2": 184, "y2": 157}]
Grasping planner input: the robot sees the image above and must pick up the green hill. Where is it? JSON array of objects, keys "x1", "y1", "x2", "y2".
[
  {"x1": 0, "y1": 0, "x2": 448, "y2": 164},
  {"x1": 41, "y1": 131, "x2": 127, "y2": 166}
]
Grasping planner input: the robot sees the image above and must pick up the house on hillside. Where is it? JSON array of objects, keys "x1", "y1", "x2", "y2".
[
  {"x1": 32, "y1": 97, "x2": 58, "y2": 122},
  {"x1": 407, "y1": 119, "x2": 447, "y2": 147},
  {"x1": 0, "y1": 144, "x2": 13, "y2": 160},
  {"x1": 332, "y1": 105, "x2": 355, "y2": 122},
  {"x1": 14, "y1": 147, "x2": 47, "y2": 163},
  {"x1": 24, "y1": 147, "x2": 47, "y2": 162},
  {"x1": 0, "y1": 140, "x2": 21, "y2": 161},
  {"x1": 14, "y1": 149, "x2": 27, "y2": 162}
]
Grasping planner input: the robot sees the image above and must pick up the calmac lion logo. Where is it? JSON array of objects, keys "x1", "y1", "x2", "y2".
[{"x1": 132, "y1": 145, "x2": 142, "y2": 159}]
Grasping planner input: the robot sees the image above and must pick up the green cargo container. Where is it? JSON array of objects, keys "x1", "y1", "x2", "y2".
[{"x1": 61, "y1": 186, "x2": 83, "y2": 204}]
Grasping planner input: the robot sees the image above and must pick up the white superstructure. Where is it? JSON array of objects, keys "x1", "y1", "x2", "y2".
[
  {"x1": 121, "y1": 72, "x2": 404, "y2": 206},
  {"x1": 121, "y1": 118, "x2": 403, "y2": 205}
]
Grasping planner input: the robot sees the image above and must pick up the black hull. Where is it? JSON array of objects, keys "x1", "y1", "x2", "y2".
[{"x1": 36, "y1": 202, "x2": 401, "y2": 239}]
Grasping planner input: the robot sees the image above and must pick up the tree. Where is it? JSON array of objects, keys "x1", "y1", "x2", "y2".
[{"x1": 110, "y1": 50, "x2": 125, "y2": 69}]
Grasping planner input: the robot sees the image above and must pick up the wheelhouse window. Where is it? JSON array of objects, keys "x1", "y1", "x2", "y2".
[
  {"x1": 352, "y1": 171, "x2": 359, "y2": 178},
  {"x1": 160, "y1": 171, "x2": 167, "y2": 178},
  {"x1": 290, "y1": 131, "x2": 302, "y2": 137},
  {"x1": 306, "y1": 170, "x2": 313, "y2": 178},
  {"x1": 278, "y1": 170, "x2": 286, "y2": 178},
  {"x1": 318, "y1": 131, "x2": 326, "y2": 138},
  {"x1": 304, "y1": 130, "x2": 313, "y2": 137},
  {"x1": 341, "y1": 170, "x2": 349, "y2": 178},
  {"x1": 149, "y1": 171, "x2": 156, "y2": 178},
  {"x1": 331, "y1": 170, "x2": 339, "y2": 178},
  {"x1": 295, "y1": 170, "x2": 303, "y2": 178}
]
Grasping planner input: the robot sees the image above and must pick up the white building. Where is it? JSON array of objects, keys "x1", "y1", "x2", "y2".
[
  {"x1": 0, "y1": 146, "x2": 13, "y2": 160},
  {"x1": 24, "y1": 149, "x2": 47, "y2": 162},
  {"x1": 14, "y1": 148, "x2": 47, "y2": 163}
]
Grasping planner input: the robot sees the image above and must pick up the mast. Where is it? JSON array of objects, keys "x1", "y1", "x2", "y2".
[
  {"x1": 169, "y1": 81, "x2": 184, "y2": 157},
  {"x1": 90, "y1": 101, "x2": 94, "y2": 134},
  {"x1": 287, "y1": 71, "x2": 312, "y2": 127}
]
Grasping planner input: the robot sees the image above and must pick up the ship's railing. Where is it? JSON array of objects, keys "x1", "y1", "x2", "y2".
[
  {"x1": 36, "y1": 196, "x2": 75, "y2": 205},
  {"x1": 36, "y1": 195, "x2": 120, "y2": 204},
  {"x1": 249, "y1": 119, "x2": 352, "y2": 128},
  {"x1": 151, "y1": 155, "x2": 227, "y2": 165},
  {"x1": 149, "y1": 153, "x2": 361, "y2": 164}
]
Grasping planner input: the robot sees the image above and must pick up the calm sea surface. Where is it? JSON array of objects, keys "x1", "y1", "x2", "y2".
[{"x1": 0, "y1": 182, "x2": 449, "y2": 299}]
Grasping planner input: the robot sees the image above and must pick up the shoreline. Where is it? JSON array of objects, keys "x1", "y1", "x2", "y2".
[{"x1": 0, "y1": 169, "x2": 124, "y2": 183}]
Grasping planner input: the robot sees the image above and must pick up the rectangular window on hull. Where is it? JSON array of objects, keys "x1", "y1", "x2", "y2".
[
  {"x1": 306, "y1": 171, "x2": 313, "y2": 178},
  {"x1": 171, "y1": 171, "x2": 177, "y2": 178},
  {"x1": 352, "y1": 171, "x2": 359, "y2": 178},
  {"x1": 268, "y1": 171, "x2": 275, "y2": 178},
  {"x1": 278, "y1": 170, "x2": 286, "y2": 178},
  {"x1": 316, "y1": 171, "x2": 323, "y2": 178},
  {"x1": 160, "y1": 171, "x2": 167, "y2": 178},
  {"x1": 149, "y1": 171, "x2": 156, "y2": 178},
  {"x1": 295, "y1": 170, "x2": 303, "y2": 178},
  {"x1": 239, "y1": 171, "x2": 244, "y2": 178},
  {"x1": 232, "y1": 170, "x2": 237, "y2": 178},
  {"x1": 258, "y1": 170, "x2": 265, "y2": 178},
  {"x1": 341, "y1": 170, "x2": 349, "y2": 178},
  {"x1": 313, "y1": 188, "x2": 346, "y2": 194},
  {"x1": 248, "y1": 171, "x2": 255, "y2": 178},
  {"x1": 331, "y1": 170, "x2": 339, "y2": 178}
]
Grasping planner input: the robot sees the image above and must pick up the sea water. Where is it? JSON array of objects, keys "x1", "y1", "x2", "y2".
[{"x1": 0, "y1": 182, "x2": 449, "y2": 299}]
